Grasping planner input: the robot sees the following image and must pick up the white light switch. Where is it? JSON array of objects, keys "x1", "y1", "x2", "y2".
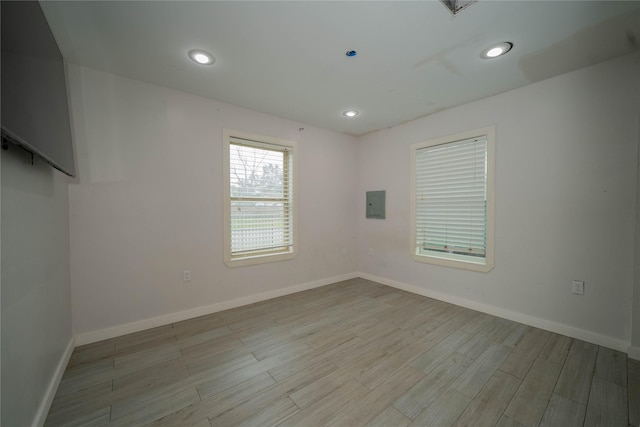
[{"x1": 572, "y1": 280, "x2": 584, "y2": 295}]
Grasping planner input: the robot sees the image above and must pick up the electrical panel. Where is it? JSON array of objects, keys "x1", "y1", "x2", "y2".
[{"x1": 366, "y1": 191, "x2": 386, "y2": 219}]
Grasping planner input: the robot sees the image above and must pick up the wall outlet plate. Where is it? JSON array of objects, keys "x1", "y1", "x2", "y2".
[{"x1": 572, "y1": 280, "x2": 584, "y2": 295}]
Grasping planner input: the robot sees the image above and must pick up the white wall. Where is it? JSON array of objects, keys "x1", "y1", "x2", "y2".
[
  {"x1": 66, "y1": 54, "x2": 640, "y2": 353},
  {"x1": 632, "y1": 114, "x2": 640, "y2": 358},
  {"x1": 1, "y1": 148, "x2": 73, "y2": 426},
  {"x1": 358, "y1": 53, "x2": 640, "y2": 351},
  {"x1": 66, "y1": 65, "x2": 359, "y2": 339}
]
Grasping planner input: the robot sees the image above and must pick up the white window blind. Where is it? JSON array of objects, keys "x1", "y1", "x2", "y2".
[
  {"x1": 415, "y1": 136, "x2": 488, "y2": 260},
  {"x1": 229, "y1": 137, "x2": 293, "y2": 259}
]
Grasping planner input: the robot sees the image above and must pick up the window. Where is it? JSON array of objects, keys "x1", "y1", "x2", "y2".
[
  {"x1": 223, "y1": 130, "x2": 297, "y2": 267},
  {"x1": 411, "y1": 127, "x2": 495, "y2": 272}
]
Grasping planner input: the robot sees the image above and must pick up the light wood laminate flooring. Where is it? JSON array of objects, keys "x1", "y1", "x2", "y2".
[{"x1": 45, "y1": 278, "x2": 638, "y2": 426}]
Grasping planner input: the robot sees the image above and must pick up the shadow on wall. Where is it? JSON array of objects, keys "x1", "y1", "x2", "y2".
[
  {"x1": 519, "y1": 8, "x2": 640, "y2": 83},
  {"x1": 1, "y1": 146, "x2": 55, "y2": 197}
]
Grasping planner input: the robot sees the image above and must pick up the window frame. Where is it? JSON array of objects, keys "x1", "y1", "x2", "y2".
[
  {"x1": 223, "y1": 129, "x2": 298, "y2": 267},
  {"x1": 410, "y1": 127, "x2": 495, "y2": 272}
]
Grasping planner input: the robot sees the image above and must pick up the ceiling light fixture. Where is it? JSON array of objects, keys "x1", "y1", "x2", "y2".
[
  {"x1": 188, "y1": 49, "x2": 215, "y2": 65},
  {"x1": 440, "y1": 0, "x2": 478, "y2": 16},
  {"x1": 481, "y1": 42, "x2": 513, "y2": 59},
  {"x1": 343, "y1": 110, "x2": 359, "y2": 118}
]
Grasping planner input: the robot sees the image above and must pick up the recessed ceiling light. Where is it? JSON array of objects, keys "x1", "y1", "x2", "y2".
[
  {"x1": 481, "y1": 42, "x2": 513, "y2": 59},
  {"x1": 343, "y1": 110, "x2": 359, "y2": 118},
  {"x1": 188, "y1": 49, "x2": 215, "y2": 65}
]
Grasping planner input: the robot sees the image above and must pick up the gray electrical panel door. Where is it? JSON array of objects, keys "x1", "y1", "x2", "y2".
[{"x1": 366, "y1": 191, "x2": 385, "y2": 219}]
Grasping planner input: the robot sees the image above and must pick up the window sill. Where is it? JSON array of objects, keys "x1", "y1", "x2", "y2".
[
  {"x1": 224, "y1": 250, "x2": 296, "y2": 268},
  {"x1": 412, "y1": 251, "x2": 494, "y2": 272}
]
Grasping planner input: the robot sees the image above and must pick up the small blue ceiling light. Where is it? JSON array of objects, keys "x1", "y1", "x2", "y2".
[{"x1": 345, "y1": 50, "x2": 357, "y2": 57}]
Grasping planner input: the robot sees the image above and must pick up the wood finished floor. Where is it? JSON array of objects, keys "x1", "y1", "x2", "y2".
[{"x1": 46, "y1": 279, "x2": 639, "y2": 427}]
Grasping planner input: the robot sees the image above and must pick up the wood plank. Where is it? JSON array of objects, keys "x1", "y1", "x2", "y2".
[
  {"x1": 501, "y1": 323, "x2": 531, "y2": 348},
  {"x1": 195, "y1": 346, "x2": 314, "y2": 400},
  {"x1": 553, "y1": 340, "x2": 598, "y2": 404},
  {"x1": 289, "y1": 347, "x2": 387, "y2": 409},
  {"x1": 122, "y1": 367, "x2": 194, "y2": 397},
  {"x1": 355, "y1": 340, "x2": 434, "y2": 390},
  {"x1": 594, "y1": 346, "x2": 627, "y2": 387},
  {"x1": 538, "y1": 333, "x2": 572, "y2": 364},
  {"x1": 267, "y1": 335, "x2": 362, "y2": 382},
  {"x1": 411, "y1": 329, "x2": 471, "y2": 374},
  {"x1": 500, "y1": 328, "x2": 550, "y2": 379},
  {"x1": 420, "y1": 310, "x2": 479, "y2": 343},
  {"x1": 583, "y1": 376, "x2": 628, "y2": 426},
  {"x1": 453, "y1": 370, "x2": 521, "y2": 426},
  {"x1": 329, "y1": 329, "x2": 404, "y2": 367},
  {"x1": 187, "y1": 351, "x2": 257, "y2": 377},
  {"x1": 539, "y1": 394, "x2": 586, "y2": 427},
  {"x1": 366, "y1": 406, "x2": 412, "y2": 427},
  {"x1": 180, "y1": 334, "x2": 246, "y2": 361},
  {"x1": 461, "y1": 313, "x2": 494, "y2": 334},
  {"x1": 113, "y1": 344, "x2": 182, "y2": 375},
  {"x1": 503, "y1": 357, "x2": 562, "y2": 425},
  {"x1": 147, "y1": 372, "x2": 276, "y2": 426},
  {"x1": 250, "y1": 338, "x2": 312, "y2": 361},
  {"x1": 394, "y1": 352, "x2": 473, "y2": 419},
  {"x1": 234, "y1": 397, "x2": 298, "y2": 427},
  {"x1": 113, "y1": 325, "x2": 177, "y2": 356},
  {"x1": 171, "y1": 316, "x2": 227, "y2": 340},
  {"x1": 450, "y1": 343, "x2": 512, "y2": 398},
  {"x1": 495, "y1": 415, "x2": 527, "y2": 427},
  {"x1": 66, "y1": 341, "x2": 115, "y2": 370},
  {"x1": 56, "y1": 359, "x2": 115, "y2": 397},
  {"x1": 44, "y1": 405, "x2": 111, "y2": 427},
  {"x1": 278, "y1": 379, "x2": 370, "y2": 427},
  {"x1": 109, "y1": 386, "x2": 200, "y2": 426},
  {"x1": 409, "y1": 389, "x2": 471, "y2": 427},
  {"x1": 235, "y1": 323, "x2": 293, "y2": 348},
  {"x1": 205, "y1": 358, "x2": 337, "y2": 425},
  {"x1": 47, "y1": 380, "x2": 112, "y2": 417},
  {"x1": 175, "y1": 325, "x2": 232, "y2": 347},
  {"x1": 335, "y1": 366, "x2": 424, "y2": 425},
  {"x1": 216, "y1": 304, "x2": 267, "y2": 325},
  {"x1": 456, "y1": 333, "x2": 493, "y2": 360},
  {"x1": 303, "y1": 326, "x2": 358, "y2": 350}
]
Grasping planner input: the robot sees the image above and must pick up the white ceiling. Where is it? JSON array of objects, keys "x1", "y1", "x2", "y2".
[{"x1": 41, "y1": 1, "x2": 640, "y2": 136}]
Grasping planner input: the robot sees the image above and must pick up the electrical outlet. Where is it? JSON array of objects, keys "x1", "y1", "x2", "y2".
[
  {"x1": 572, "y1": 280, "x2": 584, "y2": 295},
  {"x1": 183, "y1": 270, "x2": 191, "y2": 282},
  {"x1": 369, "y1": 248, "x2": 374, "y2": 256}
]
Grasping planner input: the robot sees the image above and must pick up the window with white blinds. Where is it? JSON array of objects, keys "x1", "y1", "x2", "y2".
[
  {"x1": 224, "y1": 130, "x2": 297, "y2": 267},
  {"x1": 411, "y1": 128, "x2": 495, "y2": 272}
]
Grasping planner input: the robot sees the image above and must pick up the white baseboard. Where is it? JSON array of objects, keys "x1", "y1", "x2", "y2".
[
  {"x1": 74, "y1": 272, "x2": 359, "y2": 346},
  {"x1": 359, "y1": 272, "x2": 631, "y2": 355},
  {"x1": 32, "y1": 336, "x2": 75, "y2": 427},
  {"x1": 74, "y1": 270, "x2": 633, "y2": 355},
  {"x1": 628, "y1": 345, "x2": 640, "y2": 361}
]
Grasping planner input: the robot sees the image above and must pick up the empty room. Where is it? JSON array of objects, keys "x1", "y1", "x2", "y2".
[{"x1": 2, "y1": 1, "x2": 640, "y2": 426}]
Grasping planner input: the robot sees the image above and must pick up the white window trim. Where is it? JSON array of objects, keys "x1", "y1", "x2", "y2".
[
  {"x1": 223, "y1": 129, "x2": 298, "y2": 268},
  {"x1": 410, "y1": 126, "x2": 495, "y2": 272}
]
